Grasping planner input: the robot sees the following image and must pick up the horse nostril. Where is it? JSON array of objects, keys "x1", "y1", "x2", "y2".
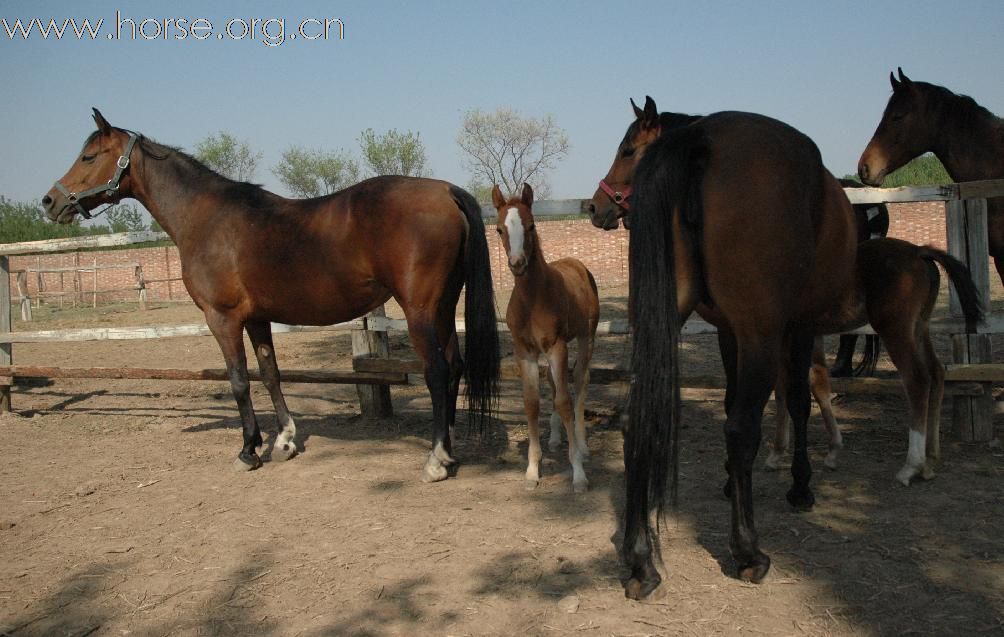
[
  {"x1": 586, "y1": 202, "x2": 596, "y2": 215},
  {"x1": 42, "y1": 195, "x2": 53, "y2": 207}
]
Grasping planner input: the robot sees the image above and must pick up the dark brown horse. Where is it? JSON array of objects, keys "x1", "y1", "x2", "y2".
[
  {"x1": 859, "y1": 68, "x2": 1004, "y2": 284},
  {"x1": 42, "y1": 110, "x2": 500, "y2": 482},
  {"x1": 492, "y1": 184, "x2": 599, "y2": 493},
  {"x1": 590, "y1": 97, "x2": 862, "y2": 597}
]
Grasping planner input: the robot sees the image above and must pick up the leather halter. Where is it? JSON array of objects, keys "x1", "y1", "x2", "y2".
[
  {"x1": 52, "y1": 132, "x2": 139, "y2": 219},
  {"x1": 598, "y1": 179, "x2": 632, "y2": 210}
]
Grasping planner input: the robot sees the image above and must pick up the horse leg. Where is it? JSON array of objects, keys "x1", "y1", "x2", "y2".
[
  {"x1": 717, "y1": 327, "x2": 739, "y2": 497},
  {"x1": 571, "y1": 334, "x2": 594, "y2": 461},
  {"x1": 407, "y1": 317, "x2": 455, "y2": 483},
  {"x1": 545, "y1": 366, "x2": 562, "y2": 452},
  {"x1": 765, "y1": 371, "x2": 790, "y2": 471},
  {"x1": 785, "y1": 330, "x2": 817, "y2": 510},
  {"x1": 205, "y1": 310, "x2": 262, "y2": 471},
  {"x1": 245, "y1": 320, "x2": 297, "y2": 462},
  {"x1": 811, "y1": 337, "x2": 842, "y2": 469},
  {"x1": 881, "y1": 329, "x2": 932, "y2": 486},
  {"x1": 548, "y1": 340, "x2": 586, "y2": 493},
  {"x1": 921, "y1": 329, "x2": 944, "y2": 474},
  {"x1": 518, "y1": 354, "x2": 543, "y2": 488},
  {"x1": 724, "y1": 338, "x2": 778, "y2": 582},
  {"x1": 830, "y1": 334, "x2": 858, "y2": 377}
]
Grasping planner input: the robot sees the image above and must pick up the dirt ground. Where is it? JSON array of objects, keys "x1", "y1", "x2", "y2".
[{"x1": 1, "y1": 290, "x2": 1002, "y2": 637}]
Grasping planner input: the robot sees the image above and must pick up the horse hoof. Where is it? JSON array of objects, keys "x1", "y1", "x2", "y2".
[
  {"x1": 786, "y1": 486, "x2": 815, "y2": 511},
  {"x1": 525, "y1": 478, "x2": 540, "y2": 491},
  {"x1": 548, "y1": 440, "x2": 562, "y2": 452},
  {"x1": 573, "y1": 479, "x2": 588, "y2": 494},
  {"x1": 823, "y1": 452, "x2": 839, "y2": 470},
  {"x1": 922, "y1": 464, "x2": 936, "y2": 481},
  {"x1": 624, "y1": 573, "x2": 661, "y2": 600},
  {"x1": 422, "y1": 455, "x2": 449, "y2": 483},
  {"x1": 896, "y1": 465, "x2": 920, "y2": 486},
  {"x1": 736, "y1": 552, "x2": 771, "y2": 583},
  {"x1": 233, "y1": 452, "x2": 262, "y2": 472},
  {"x1": 273, "y1": 441, "x2": 298, "y2": 462}
]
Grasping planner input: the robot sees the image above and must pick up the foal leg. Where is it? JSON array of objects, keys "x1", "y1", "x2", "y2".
[
  {"x1": 571, "y1": 335, "x2": 594, "y2": 461},
  {"x1": 205, "y1": 310, "x2": 262, "y2": 471},
  {"x1": 548, "y1": 341, "x2": 587, "y2": 493},
  {"x1": 882, "y1": 330, "x2": 932, "y2": 486},
  {"x1": 921, "y1": 331, "x2": 944, "y2": 469},
  {"x1": 765, "y1": 372, "x2": 790, "y2": 471},
  {"x1": 245, "y1": 321, "x2": 297, "y2": 462},
  {"x1": 545, "y1": 369, "x2": 563, "y2": 452},
  {"x1": 517, "y1": 354, "x2": 544, "y2": 488},
  {"x1": 810, "y1": 338, "x2": 842, "y2": 470}
]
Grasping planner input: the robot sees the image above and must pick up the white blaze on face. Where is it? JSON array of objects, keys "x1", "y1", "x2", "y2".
[{"x1": 505, "y1": 207, "x2": 525, "y2": 266}]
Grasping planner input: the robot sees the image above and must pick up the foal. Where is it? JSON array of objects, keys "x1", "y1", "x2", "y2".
[{"x1": 493, "y1": 184, "x2": 600, "y2": 493}]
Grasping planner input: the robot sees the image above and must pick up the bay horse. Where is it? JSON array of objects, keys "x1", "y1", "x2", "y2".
[
  {"x1": 859, "y1": 68, "x2": 1004, "y2": 285},
  {"x1": 589, "y1": 97, "x2": 863, "y2": 597},
  {"x1": 492, "y1": 184, "x2": 599, "y2": 493},
  {"x1": 42, "y1": 109, "x2": 500, "y2": 482}
]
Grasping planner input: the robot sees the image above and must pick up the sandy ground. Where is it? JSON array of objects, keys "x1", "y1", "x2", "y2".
[{"x1": 0, "y1": 291, "x2": 1002, "y2": 637}]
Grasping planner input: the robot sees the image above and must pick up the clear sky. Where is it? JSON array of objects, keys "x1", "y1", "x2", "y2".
[{"x1": 2, "y1": 0, "x2": 1003, "y2": 206}]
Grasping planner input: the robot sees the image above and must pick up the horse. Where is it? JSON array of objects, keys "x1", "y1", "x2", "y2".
[
  {"x1": 589, "y1": 97, "x2": 863, "y2": 597},
  {"x1": 492, "y1": 184, "x2": 599, "y2": 493},
  {"x1": 859, "y1": 68, "x2": 1004, "y2": 285},
  {"x1": 42, "y1": 109, "x2": 500, "y2": 483},
  {"x1": 589, "y1": 97, "x2": 984, "y2": 599},
  {"x1": 768, "y1": 238, "x2": 984, "y2": 477},
  {"x1": 830, "y1": 179, "x2": 891, "y2": 378}
]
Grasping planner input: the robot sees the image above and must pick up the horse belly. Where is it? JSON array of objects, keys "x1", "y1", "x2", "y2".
[{"x1": 248, "y1": 274, "x2": 391, "y2": 326}]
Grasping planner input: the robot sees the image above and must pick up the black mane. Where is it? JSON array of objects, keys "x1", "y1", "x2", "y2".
[
  {"x1": 921, "y1": 81, "x2": 1001, "y2": 126},
  {"x1": 621, "y1": 112, "x2": 703, "y2": 147}
]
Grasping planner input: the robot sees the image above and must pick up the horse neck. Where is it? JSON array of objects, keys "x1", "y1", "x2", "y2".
[
  {"x1": 932, "y1": 93, "x2": 1004, "y2": 181},
  {"x1": 511, "y1": 235, "x2": 549, "y2": 301}
]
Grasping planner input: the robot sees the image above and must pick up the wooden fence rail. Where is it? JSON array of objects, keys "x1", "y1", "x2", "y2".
[{"x1": 2, "y1": 181, "x2": 1003, "y2": 441}]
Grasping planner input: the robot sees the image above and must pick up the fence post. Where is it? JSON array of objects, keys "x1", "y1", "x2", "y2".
[
  {"x1": 1, "y1": 256, "x2": 11, "y2": 412},
  {"x1": 135, "y1": 265, "x2": 148, "y2": 310},
  {"x1": 352, "y1": 305, "x2": 393, "y2": 417},
  {"x1": 945, "y1": 198, "x2": 994, "y2": 442},
  {"x1": 16, "y1": 271, "x2": 31, "y2": 321}
]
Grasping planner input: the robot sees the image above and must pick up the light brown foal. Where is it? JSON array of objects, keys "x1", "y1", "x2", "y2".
[{"x1": 493, "y1": 184, "x2": 600, "y2": 493}]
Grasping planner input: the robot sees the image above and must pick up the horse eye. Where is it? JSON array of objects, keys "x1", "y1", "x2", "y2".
[
  {"x1": 81, "y1": 154, "x2": 96, "y2": 163},
  {"x1": 620, "y1": 147, "x2": 635, "y2": 159}
]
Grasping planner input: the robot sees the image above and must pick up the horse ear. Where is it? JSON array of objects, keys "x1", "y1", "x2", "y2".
[
  {"x1": 521, "y1": 183, "x2": 534, "y2": 208},
  {"x1": 897, "y1": 67, "x2": 912, "y2": 86},
  {"x1": 890, "y1": 71, "x2": 900, "y2": 91},
  {"x1": 92, "y1": 108, "x2": 112, "y2": 135},
  {"x1": 490, "y1": 184, "x2": 505, "y2": 210},
  {"x1": 643, "y1": 96, "x2": 658, "y2": 120},
  {"x1": 631, "y1": 98, "x2": 644, "y2": 120}
]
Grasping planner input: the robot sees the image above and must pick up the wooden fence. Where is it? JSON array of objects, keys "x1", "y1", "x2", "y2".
[{"x1": 2, "y1": 182, "x2": 1004, "y2": 441}]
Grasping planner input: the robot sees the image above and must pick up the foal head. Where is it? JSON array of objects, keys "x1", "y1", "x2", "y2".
[
  {"x1": 492, "y1": 183, "x2": 537, "y2": 277},
  {"x1": 588, "y1": 96, "x2": 663, "y2": 230},
  {"x1": 43, "y1": 108, "x2": 140, "y2": 224},
  {"x1": 858, "y1": 68, "x2": 942, "y2": 186}
]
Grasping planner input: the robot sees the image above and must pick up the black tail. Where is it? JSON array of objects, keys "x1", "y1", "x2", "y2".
[
  {"x1": 852, "y1": 335, "x2": 882, "y2": 377},
  {"x1": 920, "y1": 246, "x2": 985, "y2": 332},
  {"x1": 626, "y1": 125, "x2": 709, "y2": 537},
  {"x1": 451, "y1": 186, "x2": 501, "y2": 433}
]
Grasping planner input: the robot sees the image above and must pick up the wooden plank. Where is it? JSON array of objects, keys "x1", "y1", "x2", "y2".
[
  {"x1": 0, "y1": 319, "x2": 364, "y2": 344},
  {"x1": 843, "y1": 184, "x2": 958, "y2": 204},
  {"x1": 0, "y1": 230, "x2": 170, "y2": 256},
  {"x1": 957, "y1": 178, "x2": 1004, "y2": 201},
  {"x1": 0, "y1": 365, "x2": 407, "y2": 385},
  {"x1": 0, "y1": 255, "x2": 10, "y2": 411}
]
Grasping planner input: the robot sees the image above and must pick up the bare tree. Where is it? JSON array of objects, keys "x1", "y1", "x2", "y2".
[
  {"x1": 194, "y1": 132, "x2": 262, "y2": 182},
  {"x1": 457, "y1": 108, "x2": 569, "y2": 198}
]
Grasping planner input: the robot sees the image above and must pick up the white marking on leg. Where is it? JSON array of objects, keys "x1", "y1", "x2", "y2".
[
  {"x1": 273, "y1": 414, "x2": 298, "y2": 461},
  {"x1": 896, "y1": 430, "x2": 926, "y2": 486},
  {"x1": 505, "y1": 208, "x2": 524, "y2": 266}
]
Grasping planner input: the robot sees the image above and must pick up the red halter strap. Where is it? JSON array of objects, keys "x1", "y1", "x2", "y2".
[{"x1": 598, "y1": 180, "x2": 632, "y2": 210}]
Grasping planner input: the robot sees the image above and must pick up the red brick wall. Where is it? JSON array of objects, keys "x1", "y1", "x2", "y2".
[{"x1": 8, "y1": 201, "x2": 948, "y2": 304}]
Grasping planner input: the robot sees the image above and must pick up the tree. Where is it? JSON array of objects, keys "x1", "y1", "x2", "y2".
[
  {"x1": 358, "y1": 128, "x2": 429, "y2": 177},
  {"x1": 272, "y1": 147, "x2": 360, "y2": 198},
  {"x1": 843, "y1": 154, "x2": 951, "y2": 188},
  {"x1": 103, "y1": 203, "x2": 147, "y2": 233},
  {"x1": 457, "y1": 108, "x2": 569, "y2": 198},
  {"x1": 194, "y1": 132, "x2": 262, "y2": 182},
  {"x1": 0, "y1": 196, "x2": 105, "y2": 242}
]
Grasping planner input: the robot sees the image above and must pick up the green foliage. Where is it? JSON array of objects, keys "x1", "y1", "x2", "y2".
[
  {"x1": 0, "y1": 197, "x2": 104, "y2": 243},
  {"x1": 358, "y1": 128, "x2": 429, "y2": 177},
  {"x1": 273, "y1": 147, "x2": 360, "y2": 198},
  {"x1": 194, "y1": 131, "x2": 263, "y2": 182},
  {"x1": 842, "y1": 154, "x2": 951, "y2": 188},
  {"x1": 103, "y1": 203, "x2": 147, "y2": 233}
]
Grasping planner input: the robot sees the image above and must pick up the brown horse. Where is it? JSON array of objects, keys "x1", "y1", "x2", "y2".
[
  {"x1": 492, "y1": 184, "x2": 599, "y2": 493},
  {"x1": 590, "y1": 97, "x2": 862, "y2": 597},
  {"x1": 859, "y1": 68, "x2": 1004, "y2": 285},
  {"x1": 768, "y1": 239, "x2": 984, "y2": 480},
  {"x1": 42, "y1": 109, "x2": 500, "y2": 482}
]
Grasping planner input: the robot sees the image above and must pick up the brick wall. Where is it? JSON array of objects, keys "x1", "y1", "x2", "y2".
[{"x1": 8, "y1": 201, "x2": 949, "y2": 304}]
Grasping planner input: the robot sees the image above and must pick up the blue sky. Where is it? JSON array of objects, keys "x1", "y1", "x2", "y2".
[{"x1": 2, "y1": 0, "x2": 1003, "y2": 206}]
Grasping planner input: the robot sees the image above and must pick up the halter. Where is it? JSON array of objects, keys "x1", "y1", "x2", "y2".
[
  {"x1": 598, "y1": 179, "x2": 632, "y2": 211},
  {"x1": 53, "y1": 132, "x2": 139, "y2": 219}
]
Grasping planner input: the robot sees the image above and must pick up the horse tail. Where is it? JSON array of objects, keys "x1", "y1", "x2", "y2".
[
  {"x1": 919, "y1": 246, "x2": 985, "y2": 332},
  {"x1": 853, "y1": 335, "x2": 882, "y2": 377},
  {"x1": 450, "y1": 185, "x2": 501, "y2": 433},
  {"x1": 627, "y1": 125, "x2": 709, "y2": 531}
]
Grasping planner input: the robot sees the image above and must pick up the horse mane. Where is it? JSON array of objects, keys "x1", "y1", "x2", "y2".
[
  {"x1": 620, "y1": 112, "x2": 702, "y2": 147},
  {"x1": 919, "y1": 81, "x2": 1002, "y2": 127}
]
